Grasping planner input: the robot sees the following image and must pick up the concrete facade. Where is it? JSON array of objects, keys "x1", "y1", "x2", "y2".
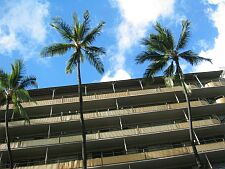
[{"x1": 0, "y1": 70, "x2": 225, "y2": 169}]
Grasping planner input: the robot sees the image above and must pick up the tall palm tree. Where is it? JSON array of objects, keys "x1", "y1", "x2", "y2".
[
  {"x1": 40, "y1": 10, "x2": 105, "y2": 169},
  {"x1": 0, "y1": 59, "x2": 37, "y2": 169},
  {"x1": 136, "y1": 20, "x2": 211, "y2": 169}
]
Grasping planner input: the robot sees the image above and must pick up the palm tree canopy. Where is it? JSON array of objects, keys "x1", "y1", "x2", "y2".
[
  {"x1": 40, "y1": 10, "x2": 105, "y2": 74},
  {"x1": 0, "y1": 59, "x2": 37, "y2": 121},
  {"x1": 136, "y1": 20, "x2": 212, "y2": 80}
]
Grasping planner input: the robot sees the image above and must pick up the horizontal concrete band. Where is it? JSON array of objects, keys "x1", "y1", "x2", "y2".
[
  {"x1": 0, "y1": 118, "x2": 220, "y2": 151},
  {"x1": 0, "y1": 100, "x2": 208, "y2": 128},
  {"x1": 15, "y1": 141, "x2": 225, "y2": 169}
]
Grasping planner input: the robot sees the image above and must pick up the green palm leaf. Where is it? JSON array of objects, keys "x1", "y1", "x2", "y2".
[
  {"x1": 18, "y1": 76, "x2": 37, "y2": 89},
  {"x1": 9, "y1": 59, "x2": 24, "y2": 89},
  {"x1": 179, "y1": 50, "x2": 212, "y2": 65},
  {"x1": 82, "y1": 21, "x2": 105, "y2": 45},
  {"x1": 0, "y1": 69, "x2": 8, "y2": 88},
  {"x1": 51, "y1": 17, "x2": 73, "y2": 42},
  {"x1": 40, "y1": 43, "x2": 74, "y2": 57},
  {"x1": 176, "y1": 20, "x2": 190, "y2": 51}
]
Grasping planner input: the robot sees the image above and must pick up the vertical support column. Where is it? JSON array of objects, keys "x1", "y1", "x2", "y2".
[
  {"x1": 0, "y1": 152, "x2": 3, "y2": 164},
  {"x1": 119, "y1": 117, "x2": 128, "y2": 154},
  {"x1": 52, "y1": 89, "x2": 55, "y2": 100},
  {"x1": 139, "y1": 80, "x2": 143, "y2": 90},
  {"x1": 123, "y1": 138, "x2": 128, "y2": 154},
  {"x1": 85, "y1": 85, "x2": 87, "y2": 95},
  {"x1": 48, "y1": 125, "x2": 51, "y2": 138},
  {"x1": 174, "y1": 93, "x2": 180, "y2": 103},
  {"x1": 116, "y1": 99, "x2": 119, "y2": 110},
  {"x1": 112, "y1": 83, "x2": 116, "y2": 93},
  {"x1": 205, "y1": 154, "x2": 213, "y2": 169},
  {"x1": 183, "y1": 110, "x2": 188, "y2": 121},
  {"x1": 44, "y1": 147, "x2": 49, "y2": 164},
  {"x1": 11, "y1": 111, "x2": 15, "y2": 120},
  {"x1": 50, "y1": 106, "x2": 53, "y2": 117},
  {"x1": 194, "y1": 74, "x2": 204, "y2": 88},
  {"x1": 119, "y1": 117, "x2": 123, "y2": 130}
]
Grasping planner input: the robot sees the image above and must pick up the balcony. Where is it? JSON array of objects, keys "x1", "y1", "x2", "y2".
[
  {"x1": 0, "y1": 118, "x2": 221, "y2": 151},
  {"x1": 1, "y1": 100, "x2": 208, "y2": 128},
  {"x1": 13, "y1": 141, "x2": 225, "y2": 169}
]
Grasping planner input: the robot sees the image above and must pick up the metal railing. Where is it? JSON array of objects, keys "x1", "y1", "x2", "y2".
[
  {"x1": 2, "y1": 139, "x2": 224, "y2": 168},
  {"x1": 0, "y1": 117, "x2": 221, "y2": 151}
]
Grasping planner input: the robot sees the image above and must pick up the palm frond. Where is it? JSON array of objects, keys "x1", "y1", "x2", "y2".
[
  {"x1": 51, "y1": 17, "x2": 73, "y2": 42},
  {"x1": 164, "y1": 76, "x2": 174, "y2": 87},
  {"x1": 40, "y1": 43, "x2": 74, "y2": 57},
  {"x1": 143, "y1": 59, "x2": 168, "y2": 78},
  {"x1": 0, "y1": 97, "x2": 6, "y2": 106},
  {"x1": 154, "y1": 22, "x2": 175, "y2": 50},
  {"x1": 66, "y1": 53, "x2": 78, "y2": 74},
  {"x1": 9, "y1": 59, "x2": 25, "y2": 89},
  {"x1": 79, "y1": 10, "x2": 90, "y2": 39},
  {"x1": 136, "y1": 51, "x2": 164, "y2": 64},
  {"x1": 164, "y1": 61, "x2": 175, "y2": 77},
  {"x1": 12, "y1": 93, "x2": 29, "y2": 122},
  {"x1": 82, "y1": 21, "x2": 105, "y2": 45},
  {"x1": 179, "y1": 50, "x2": 212, "y2": 65},
  {"x1": 14, "y1": 89, "x2": 32, "y2": 102},
  {"x1": 0, "y1": 91, "x2": 6, "y2": 106},
  {"x1": 18, "y1": 76, "x2": 37, "y2": 89},
  {"x1": 176, "y1": 20, "x2": 191, "y2": 51},
  {"x1": 85, "y1": 46, "x2": 106, "y2": 56},
  {"x1": 0, "y1": 69, "x2": 8, "y2": 88},
  {"x1": 148, "y1": 34, "x2": 167, "y2": 54},
  {"x1": 85, "y1": 50, "x2": 104, "y2": 74}
]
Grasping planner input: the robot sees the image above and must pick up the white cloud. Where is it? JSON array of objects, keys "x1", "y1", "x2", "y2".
[
  {"x1": 101, "y1": 69, "x2": 131, "y2": 82},
  {"x1": 102, "y1": 0, "x2": 175, "y2": 81},
  {"x1": 0, "y1": 0, "x2": 49, "y2": 59},
  {"x1": 195, "y1": 0, "x2": 225, "y2": 72}
]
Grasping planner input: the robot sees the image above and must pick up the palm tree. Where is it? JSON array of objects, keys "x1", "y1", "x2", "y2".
[
  {"x1": 40, "y1": 10, "x2": 105, "y2": 169},
  {"x1": 136, "y1": 20, "x2": 211, "y2": 169},
  {"x1": 0, "y1": 59, "x2": 37, "y2": 169}
]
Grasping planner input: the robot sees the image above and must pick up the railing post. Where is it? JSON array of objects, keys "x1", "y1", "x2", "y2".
[
  {"x1": 112, "y1": 83, "x2": 116, "y2": 93},
  {"x1": 205, "y1": 154, "x2": 213, "y2": 169},
  {"x1": 85, "y1": 85, "x2": 87, "y2": 95},
  {"x1": 52, "y1": 89, "x2": 55, "y2": 100},
  {"x1": 194, "y1": 74, "x2": 204, "y2": 88},
  {"x1": 48, "y1": 125, "x2": 51, "y2": 138},
  {"x1": 123, "y1": 138, "x2": 128, "y2": 154},
  {"x1": 116, "y1": 99, "x2": 119, "y2": 110},
  {"x1": 119, "y1": 117, "x2": 123, "y2": 130},
  {"x1": 50, "y1": 106, "x2": 53, "y2": 117},
  {"x1": 0, "y1": 152, "x2": 2, "y2": 164},
  {"x1": 44, "y1": 147, "x2": 48, "y2": 164},
  {"x1": 183, "y1": 110, "x2": 189, "y2": 121},
  {"x1": 11, "y1": 111, "x2": 15, "y2": 121},
  {"x1": 139, "y1": 80, "x2": 143, "y2": 90},
  {"x1": 174, "y1": 92, "x2": 180, "y2": 103}
]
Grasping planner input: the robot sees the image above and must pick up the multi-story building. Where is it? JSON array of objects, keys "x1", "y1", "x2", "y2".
[{"x1": 0, "y1": 70, "x2": 225, "y2": 169}]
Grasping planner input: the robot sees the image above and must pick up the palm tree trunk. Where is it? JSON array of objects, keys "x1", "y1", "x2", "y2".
[
  {"x1": 179, "y1": 73, "x2": 203, "y2": 169},
  {"x1": 77, "y1": 60, "x2": 87, "y2": 169},
  {"x1": 5, "y1": 97, "x2": 13, "y2": 169}
]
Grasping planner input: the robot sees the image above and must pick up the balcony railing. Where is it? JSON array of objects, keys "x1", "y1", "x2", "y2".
[
  {"x1": 1, "y1": 85, "x2": 199, "y2": 110},
  {"x1": 13, "y1": 141, "x2": 225, "y2": 169},
  {"x1": 1, "y1": 100, "x2": 208, "y2": 128},
  {"x1": 1, "y1": 80, "x2": 224, "y2": 112},
  {"x1": 0, "y1": 118, "x2": 221, "y2": 151}
]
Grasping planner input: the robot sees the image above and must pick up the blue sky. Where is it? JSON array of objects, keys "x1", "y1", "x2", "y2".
[{"x1": 0, "y1": 0, "x2": 225, "y2": 88}]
